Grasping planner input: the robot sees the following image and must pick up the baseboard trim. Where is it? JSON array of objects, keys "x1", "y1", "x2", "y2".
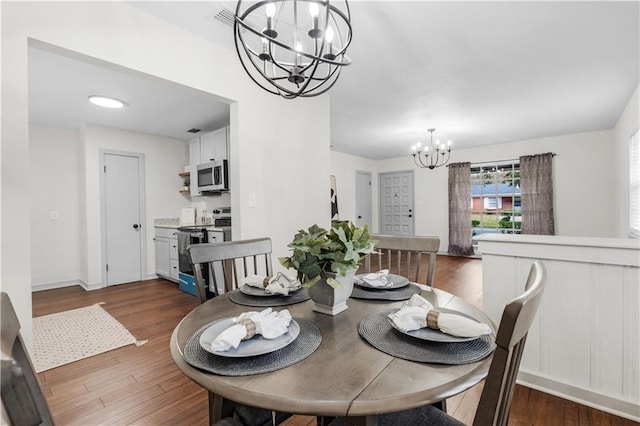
[
  {"x1": 31, "y1": 279, "x2": 105, "y2": 292},
  {"x1": 80, "y1": 281, "x2": 103, "y2": 291},
  {"x1": 32, "y1": 280, "x2": 84, "y2": 292},
  {"x1": 518, "y1": 371, "x2": 640, "y2": 422}
]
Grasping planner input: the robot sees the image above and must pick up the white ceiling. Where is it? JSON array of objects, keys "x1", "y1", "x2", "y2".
[{"x1": 28, "y1": 1, "x2": 639, "y2": 160}]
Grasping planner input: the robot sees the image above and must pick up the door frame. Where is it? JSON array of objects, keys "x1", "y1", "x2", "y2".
[
  {"x1": 99, "y1": 149, "x2": 147, "y2": 287},
  {"x1": 378, "y1": 169, "x2": 415, "y2": 235}
]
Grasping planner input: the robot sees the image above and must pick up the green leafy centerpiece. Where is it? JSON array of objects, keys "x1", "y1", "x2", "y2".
[{"x1": 279, "y1": 221, "x2": 377, "y2": 315}]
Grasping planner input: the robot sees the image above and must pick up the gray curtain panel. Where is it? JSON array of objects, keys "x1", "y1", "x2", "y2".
[
  {"x1": 448, "y1": 162, "x2": 475, "y2": 256},
  {"x1": 520, "y1": 153, "x2": 555, "y2": 235}
]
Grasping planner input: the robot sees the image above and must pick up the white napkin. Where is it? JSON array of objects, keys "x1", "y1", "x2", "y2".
[
  {"x1": 265, "y1": 273, "x2": 302, "y2": 295},
  {"x1": 241, "y1": 274, "x2": 269, "y2": 289},
  {"x1": 241, "y1": 273, "x2": 301, "y2": 295},
  {"x1": 210, "y1": 308, "x2": 292, "y2": 352},
  {"x1": 360, "y1": 269, "x2": 392, "y2": 288},
  {"x1": 388, "y1": 294, "x2": 491, "y2": 338}
]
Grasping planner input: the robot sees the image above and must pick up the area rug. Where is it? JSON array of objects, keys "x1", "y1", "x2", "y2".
[{"x1": 32, "y1": 302, "x2": 146, "y2": 372}]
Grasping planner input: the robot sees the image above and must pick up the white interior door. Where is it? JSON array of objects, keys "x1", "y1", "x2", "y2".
[
  {"x1": 103, "y1": 152, "x2": 145, "y2": 286},
  {"x1": 355, "y1": 171, "x2": 372, "y2": 229},
  {"x1": 379, "y1": 171, "x2": 414, "y2": 235}
]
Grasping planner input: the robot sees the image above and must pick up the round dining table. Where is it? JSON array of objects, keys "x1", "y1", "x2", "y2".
[{"x1": 170, "y1": 285, "x2": 496, "y2": 425}]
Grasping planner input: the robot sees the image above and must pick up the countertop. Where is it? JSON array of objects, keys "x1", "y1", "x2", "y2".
[{"x1": 154, "y1": 218, "x2": 229, "y2": 232}]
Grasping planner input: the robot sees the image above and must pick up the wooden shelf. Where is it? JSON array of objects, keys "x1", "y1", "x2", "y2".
[
  {"x1": 178, "y1": 171, "x2": 190, "y2": 177},
  {"x1": 179, "y1": 189, "x2": 190, "y2": 194}
]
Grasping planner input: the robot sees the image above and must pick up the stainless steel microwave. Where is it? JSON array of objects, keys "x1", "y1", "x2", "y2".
[{"x1": 196, "y1": 159, "x2": 228, "y2": 192}]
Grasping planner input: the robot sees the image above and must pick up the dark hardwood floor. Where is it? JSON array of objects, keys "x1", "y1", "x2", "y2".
[{"x1": 32, "y1": 256, "x2": 635, "y2": 425}]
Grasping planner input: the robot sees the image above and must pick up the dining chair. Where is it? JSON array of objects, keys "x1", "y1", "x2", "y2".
[
  {"x1": 188, "y1": 238, "x2": 291, "y2": 426},
  {"x1": 188, "y1": 237, "x2": 273, "y2": 304},
  {"x1": 365, "y1": 234, "x2": 440, "y2": 287},
  {"x1": 1, "y1": 292, "x2": 54, "y2": 426},
  {"x1": 331, "y1": 261, "x2": 546, "y2": 426}
]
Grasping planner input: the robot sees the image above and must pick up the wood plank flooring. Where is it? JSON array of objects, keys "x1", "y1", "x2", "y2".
[{"x1": 32, "y1": 256, "x2": 635, "y2": 425}]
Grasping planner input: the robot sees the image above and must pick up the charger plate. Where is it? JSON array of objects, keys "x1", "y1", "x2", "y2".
[
  {"x1": 239, "y1": 284, "x2": 303, "y2": 297},
  {"x1": 350, "y1": 283, "x2": 421, "y2": 301},
  {"x1": 358, "y1": 309, "x2": 495, "y2": 365},
  {"x1": 183, "y1": 318, "x2": 321, "y2": 376},
  {"x1": 229, "y1": 288, "x2": 310, "y2": 307},
  {"x1": 354, "y1": 273, "x2": 409, "y2": 289}
]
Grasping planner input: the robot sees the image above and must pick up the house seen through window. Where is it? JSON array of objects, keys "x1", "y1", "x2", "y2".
[{"x1": 471, "y1": 161, "x2": 521, "y2": 245}]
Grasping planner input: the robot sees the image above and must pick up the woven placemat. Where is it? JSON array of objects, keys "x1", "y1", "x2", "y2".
[
  {"x1": 350, "y1": 283, "x2": 422, "y2": 301},
  {"x1": 358, "y1": 309, "x2": 495, "y2": 365},
  {"x1": 229, "y1": 289, "x2": 310, "y2": 307},
  {"x1": 183, "y1": 318, "x2": 321, "y2": 376}
]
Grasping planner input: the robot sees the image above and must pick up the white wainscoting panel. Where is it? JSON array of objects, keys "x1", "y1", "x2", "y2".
[{"x1": 475, "y1": 234, "x2": 640, "y2": 421}]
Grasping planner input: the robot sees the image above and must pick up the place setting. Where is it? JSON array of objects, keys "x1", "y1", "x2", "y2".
[
  {"x1": 228, "y1": 272, "x2": 310, "y2": 307},
  {"x1": 182, "y1": 307, "x2": 322, "y2": 376},
  {"x1": 350, "y1": 269, "x2": 422, "y2": 301},
  {"x1": 358, "y1": 294, "x2": 496, "y2": 364}
]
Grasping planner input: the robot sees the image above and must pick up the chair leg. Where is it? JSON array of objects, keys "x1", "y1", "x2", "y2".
[
  {"x1": 432, "y1": 398, "x2": 447, "y2": 413},
  {"x1": 209, "y1": 392, "x2": 224, "y2": 426}
]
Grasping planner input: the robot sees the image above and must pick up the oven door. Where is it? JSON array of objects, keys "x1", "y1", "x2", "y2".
[{"x1": 177, "y1": 230, "x2": 209, "y2": 286}]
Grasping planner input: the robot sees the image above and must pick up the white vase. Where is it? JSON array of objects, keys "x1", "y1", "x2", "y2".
[{"x1": 307, "y1": 270, "x2": 356, "y2": 315}]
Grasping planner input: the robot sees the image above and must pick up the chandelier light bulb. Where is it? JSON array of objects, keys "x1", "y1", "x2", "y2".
[
  {"x1": 309, "y1": 2, "x2": 319, "y2": 17},
  {"x1": 265, "y1": 3, "x2": 276, "y2": 18},
  {"x1": 325, "y1": 26, "x2": 334, "y2": 43},
  {"x1": 263, "y1": 2, "x2": 278, "y2": 38},
  {"x1": 308, "y1": 2, "x2": 323, "y2": 39}
]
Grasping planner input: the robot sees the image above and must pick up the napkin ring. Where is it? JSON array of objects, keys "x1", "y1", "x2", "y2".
[
  {"x1": 237, "y1": 318, "x2": 257, "y2": 340},
  {"x1": 426, "y1": 310, "x2": 440, "y2": 330}
]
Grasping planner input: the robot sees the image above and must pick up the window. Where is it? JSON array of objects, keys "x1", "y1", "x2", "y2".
[
  {"x1": 471, "y1": 161, "x2": 521, "y2": 244},
  {"x1": 631, "y1": 130, "x2": 639, "y2": 238}
]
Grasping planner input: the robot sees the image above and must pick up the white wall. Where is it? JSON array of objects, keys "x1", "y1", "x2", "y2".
[
  {"x1": 613, "y1": 84, "x2": 640, "y2": 238},
  {"x1": 81, "y1": 125, "x2": 189, "y2": 285},
  {"x1": 2, "y1": 1, "x2": 330, "y2": 346},
  {"x1": 30, "y1": 125, "x2": 82, "y2": 289},
  {"x1": 330, "y1": 151, "x2": 379, "y2": 232},
  {"x1": 374, "y1": 129, "x2": 618, "y2": 251},
  {"x1": 29, "y1": 124, "x2": 190, "y2": 289}
]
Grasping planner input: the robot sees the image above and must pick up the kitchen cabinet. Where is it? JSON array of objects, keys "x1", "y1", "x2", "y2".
[
  {"x1": 189, "y1": 126, "x2": 229, "y2": 197},
  {"x1": 154, "y1": 227, "x2": 178, "y2": 282},
  {"x1": 200, "y1": 126, "x2": 228, "y2": 162}
]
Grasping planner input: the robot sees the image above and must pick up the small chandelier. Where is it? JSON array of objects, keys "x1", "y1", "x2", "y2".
[
  {"x1": 233, "y1": 0, "x2": 353, "y2": 99},
  {"x1": 411, "y1": 128, "x2": 452, "y2": 169}
]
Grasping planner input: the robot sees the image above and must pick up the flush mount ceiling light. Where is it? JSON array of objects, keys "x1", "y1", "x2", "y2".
[
  {"x1": 411, "y1": 128, "x2": 453, "y2": 170},
  {"x1": 88, "y1": 95, "x2": 128, "y2": 109},
  {"x1": 233, "y1": 0, "x2": 352, "y2": 99}
]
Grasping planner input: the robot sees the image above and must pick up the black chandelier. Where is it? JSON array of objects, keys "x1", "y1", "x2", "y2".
[
  {"x1": 411, "y1": 128, "x2": 452, "y2": 169},
  {"x1": 233, "y1": 0, "x2": 352, "y2": 99}
]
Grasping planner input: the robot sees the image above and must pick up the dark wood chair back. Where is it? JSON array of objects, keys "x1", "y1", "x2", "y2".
[
  {"x1": 473, "y1": 261, "x2": 546, "y2": 426},
  {"x1": 188, "y1": 238, "x2": 273, "y2": 304},
  {"x1": 1, "y1": 292, "x2": 54, "y2": 426},
  {"x1": 365, "y1": 234, "x2": 440, "y2": 287}
]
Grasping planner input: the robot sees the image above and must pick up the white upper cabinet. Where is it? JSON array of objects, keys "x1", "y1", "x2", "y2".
[
  {"x1": 188, "y1": 126, "x2": 229, "y2": 197},
  {"x1": 200, "y1": 126, "x2": 228, "y2": 163}
]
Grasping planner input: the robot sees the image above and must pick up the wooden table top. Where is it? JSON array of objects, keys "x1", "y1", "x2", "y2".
[{"x1": 170, "y1": 286, "x2": 495, "y2": 419}]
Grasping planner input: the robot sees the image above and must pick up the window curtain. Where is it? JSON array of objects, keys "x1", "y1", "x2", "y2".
[
  {"x1": 520, "y1": 152, "x2": 555, "y2": 235},
  {"x1": 448, "y1": 162, "x2": 474, "y2": 256}
]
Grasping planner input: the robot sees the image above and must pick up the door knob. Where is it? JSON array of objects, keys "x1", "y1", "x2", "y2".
[{"x1": 133, "y1": 224, "x2": 140, "y2": 229}]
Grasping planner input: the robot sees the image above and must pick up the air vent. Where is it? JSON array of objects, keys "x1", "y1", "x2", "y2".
[
  {"x1": 187, "y1": 128, "x2": 201, "y2": 134},
  {"x1": 211, "y1": 8, "x2": 236, "y2": 27}
]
